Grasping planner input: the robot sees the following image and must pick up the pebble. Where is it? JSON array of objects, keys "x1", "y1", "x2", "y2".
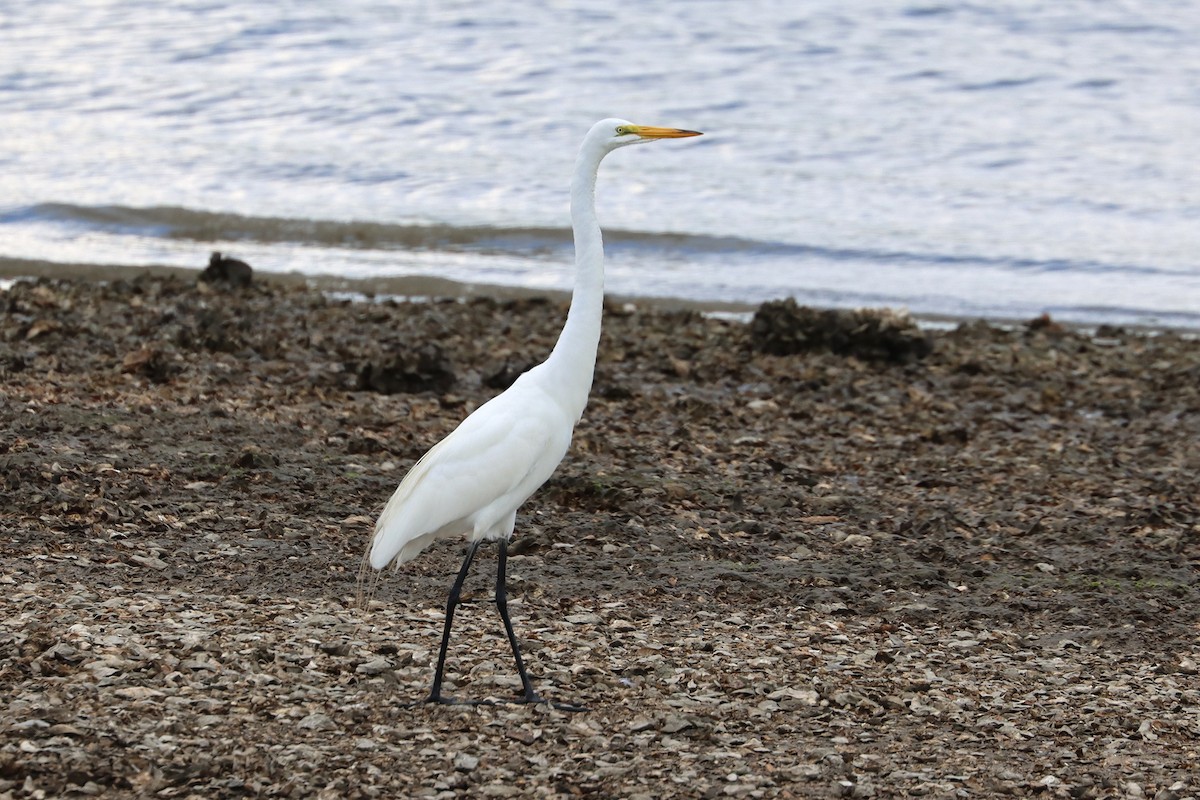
[
  {"x1": 130, "y1": 554, "x2": 168, "y2": 570},
  {"x1": 355, "y1": 656, "x2": 392, "y2": 675},
  {"x1": 297, "y1": 713, "x2": 337, "y2": 731}
]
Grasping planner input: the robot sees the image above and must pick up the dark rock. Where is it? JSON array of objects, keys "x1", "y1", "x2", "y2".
[
  {"x1": 120, "y1": 346, "x2": 178, "y2": 383},
  {"x1": 1026, "y1": 312, "x2": 1065, "y2": 334},
  {"x1": 178, "y1": 309, "x2": 241, "y2": 353},
  {"x1": 234, "y1": 446, "x2": 280, "y2": 469},
  {"x1": 357, "y1": 344, "x2": 455, "y2": 394},
  {"x1": 346, "y1": 431, "x2": 391, "y2": 454},
  {"x1": 201, "y1": 252, "x2": 254, "y2": 287},
  {"x1": 750, "y1": 299, "x2": 932, "y2": 362},
  {"x1": 483, "y1": 360, "x2": 536, "y2": 390}
]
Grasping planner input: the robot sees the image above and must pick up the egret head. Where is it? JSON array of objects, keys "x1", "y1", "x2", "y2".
[{"x1": 590, "y1": 118, "x2": 703, "y2": 154}]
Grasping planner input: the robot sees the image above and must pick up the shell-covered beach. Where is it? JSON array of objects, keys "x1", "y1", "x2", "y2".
[{"x1": 2, "y1": 273, "x2": 1198, "y2": 798}]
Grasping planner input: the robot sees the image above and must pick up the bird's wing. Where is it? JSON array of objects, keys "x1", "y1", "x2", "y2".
[{"x1": 370, "y1": 389, "x2": 572, "y2": 569}]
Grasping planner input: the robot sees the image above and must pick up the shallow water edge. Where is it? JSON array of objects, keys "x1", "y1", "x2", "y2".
[{"x1": 6, "y1": 255, "x2": 1181, "y2": 337}]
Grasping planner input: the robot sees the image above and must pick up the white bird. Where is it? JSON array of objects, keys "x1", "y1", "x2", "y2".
[{"x1": 369, "y1": 118, "x2": 702, "y2": 710}]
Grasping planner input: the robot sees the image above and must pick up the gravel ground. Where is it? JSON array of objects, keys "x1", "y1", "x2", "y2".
[{"x1": 1, "y1": 274, "x2": 1198, "y2": 799}]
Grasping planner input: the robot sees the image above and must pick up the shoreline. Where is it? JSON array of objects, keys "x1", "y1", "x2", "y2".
[
  {"x1": 3, "y1": 255, "x2": 1194, "y2": 336},
  {"x1": 0, "y1": 256, "x2": 756, "y2": 314}
]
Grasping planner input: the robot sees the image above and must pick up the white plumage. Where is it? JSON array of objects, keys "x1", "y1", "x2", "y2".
[
  {"x1": 367, "y1": 118, "x2": 702, "y2": 708},
  {"x1": 370, "y1": 366, "x2": 576, "y2": 569}
]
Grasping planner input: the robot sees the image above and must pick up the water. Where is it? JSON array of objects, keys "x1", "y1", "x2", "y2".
[{"x1": 3, "y1": 1, "x2": 1200, "y2": 328}]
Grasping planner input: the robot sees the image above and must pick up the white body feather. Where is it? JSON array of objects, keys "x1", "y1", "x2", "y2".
[
  {"x1": 370, "y1": 366, "x2": 577, "y2": 569},
  {"x1": 369, "y1": 119, "x2": 638, "y2": 571}
]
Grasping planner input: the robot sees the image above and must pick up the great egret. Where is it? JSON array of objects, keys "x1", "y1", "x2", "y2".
[{"x1": 369, "y1": 118, "x2": 702, "y2": 710}]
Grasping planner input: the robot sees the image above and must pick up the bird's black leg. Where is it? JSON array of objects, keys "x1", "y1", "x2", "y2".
[
  {"x1": 496, "y1": 538, "x2": 587, "y2": 712},
  {"x1": 426, "y1": 539, "x2": 482, "y2": 705},
  {"x1": 494, "y1": 538, "x2": 540, "y2": 703}
]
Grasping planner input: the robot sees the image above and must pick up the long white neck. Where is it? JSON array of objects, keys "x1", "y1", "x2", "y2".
[{"x1": 543, "y1": 140, "x2": 607, "y2": 418}]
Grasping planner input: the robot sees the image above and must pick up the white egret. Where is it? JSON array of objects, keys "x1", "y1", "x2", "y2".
[{"x1": 369, "y1": 118, "x2": 702, "y2": 710}]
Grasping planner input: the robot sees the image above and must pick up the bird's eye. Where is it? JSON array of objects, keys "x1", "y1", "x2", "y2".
[{"x1": 615, "y1": 126, "x2": 629, "y2": 136}]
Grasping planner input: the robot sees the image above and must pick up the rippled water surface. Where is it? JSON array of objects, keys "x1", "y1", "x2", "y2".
[{"x1": 3, "y1": 1, "x2": 1199, "y2": 326}]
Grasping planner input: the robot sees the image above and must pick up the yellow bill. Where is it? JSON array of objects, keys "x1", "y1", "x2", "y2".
[{"x1": 631, "y1": 125, "x2": 703, "y2": 139}]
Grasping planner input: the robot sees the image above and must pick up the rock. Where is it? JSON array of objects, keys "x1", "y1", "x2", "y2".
[
  {"x1": 749, "y1": 299, "x2": 932, "y2": 361},
  {"x1": 121, "y1": 346, "x2": 177, "y2": 383},
  {"x1": 130, "y1": 554, "x2": 168, "y2": 570},
  {"x1": 1027, "y1": 313, "x2": 1065, "y2": 334},
  {"x1": 483, "y1": 360, "x2": 536, "y2": 390},
  {"x1": 355, "y1": 656, "x2": 392, "y2": 675},
  {"x1": 114, "y1": 687, "x2": 164, "y2": 700},
  {"x1": 234, "y1": 445, "x2": 280, "y2": 469},
  {"x1": 297, "y1": 712, "x2": 337, "y2": 731},
  {"x1": 357, "y1": 344, "x2": 456, "y2": 394},
  {"x1": 201, "y1": 252, "x2": 254, "y2": 287}
]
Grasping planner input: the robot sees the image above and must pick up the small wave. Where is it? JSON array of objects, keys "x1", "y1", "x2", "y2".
[
  {"x1": 8, "y1": 202, "x2": 1187, "y2": 281},
  {"x1": 17, "y1": 201, "x2": 793, "y2": 258},
  {"x1": 21, "y1": 202, "x2": 572, "y2": 253},
  {"x1": 902, "y1": 6, "x2": 954, "y2": 18},
  {"x1": 954, "y1": 76, "x2": 1045, "y2": 92}
]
